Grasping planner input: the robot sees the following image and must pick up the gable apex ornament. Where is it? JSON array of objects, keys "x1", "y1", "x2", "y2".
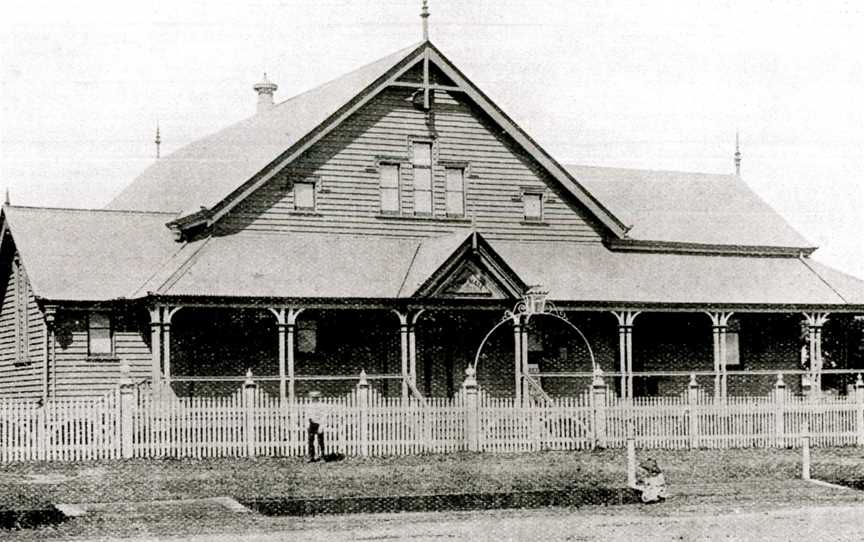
[{"x1": 421, "y1": 0, "x2": 430, "y2": 41}]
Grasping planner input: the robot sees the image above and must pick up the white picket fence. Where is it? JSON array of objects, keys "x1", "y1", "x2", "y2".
[{"x1": 2, "y1": 375, "x2": 864, "y2": 462}]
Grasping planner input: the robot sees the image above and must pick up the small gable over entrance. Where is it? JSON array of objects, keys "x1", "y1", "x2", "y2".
[{"x1": 410, "y1": 231, "x2": 525, "y2": 300}]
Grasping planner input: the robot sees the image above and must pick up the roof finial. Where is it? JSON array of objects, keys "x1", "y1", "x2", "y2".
[
  {"x1": 154, "y1": 122, "x2": 162, "y2": 160},
  {"x1": 734, "y1": 131, "x2": 742, "y2": 176},
  {"x1": 4, "y1": 188, "x2": 9, "y2": 206},
  {"x1": 253, "y1": 72, "x2": 279, "y2": 114},
  {"x1": 421, "y1": 0, "x2": 430, "y2": 41}
]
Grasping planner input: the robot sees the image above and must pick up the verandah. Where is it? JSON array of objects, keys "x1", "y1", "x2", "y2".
[{"x1": 148, "y1": 300, "x2": 861, "y2": 401}]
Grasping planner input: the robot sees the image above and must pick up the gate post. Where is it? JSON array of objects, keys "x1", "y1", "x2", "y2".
[
  {"x1": 855, "y1": 374, "x2": 864, "y2": 447},
  {"x1": 591, "y1": 371, "x2": 607, "y2": 449},
  {"x1": 243, "y1": 370, "x2": 257, "y2": 458},
  {"x1": 119, "y1": 362, "x2": 135, "y2": 459},
  {"x1": 357, "y1": 370, "x2": 370, "y2": 457},
  {"x1": 463, "y1": 368, "x2": 480, "y2": 452},
  {"x1": 687, "y1": 373, "x2": 700, "y2": 450},
  {"x1": 774, "y1": 373, "x2": 787, "y2": 448}
]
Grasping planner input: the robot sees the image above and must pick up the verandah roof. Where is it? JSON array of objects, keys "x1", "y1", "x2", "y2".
[{"x1": 150, "y1": 231, "x2": 864, "y2": 308}]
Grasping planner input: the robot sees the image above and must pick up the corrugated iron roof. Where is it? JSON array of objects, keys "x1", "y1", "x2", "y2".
[
  {"x1": 2, "y1": 206, "x2": 180, "y2": 301},
  {"x1": 106, "y1": 43, "x2": 425, "y2": 217},
  {"x1": 153, "y1": 230, "x2": 864, "y2": 307},
  {"x1": 566, "y1": 165, "x2": 813, "y2": 249}
]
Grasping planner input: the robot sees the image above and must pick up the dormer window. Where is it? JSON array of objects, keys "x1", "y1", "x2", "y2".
[
  {"x1": 412, "y1": 141, "x2": 433, "y2": 215},
  {"x1": 523, "y1": 191, "x2": 543, "y2": 222},
  {"x1": 379, "y1": 163, "x2": 400, "y2": 214},
  {"x1": 294, "y1": 181, "x2": 316, "y2": 211}
]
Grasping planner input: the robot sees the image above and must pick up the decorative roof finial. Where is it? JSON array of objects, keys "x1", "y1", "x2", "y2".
[
  {"x1": 734, "y1": 131, "x2": 742, "y2": 176},
  {"x1": 154, "y1": 123, "x2": 162, "y2": 160},
  {"x1": 421, "y1": 0, "x2": 430, "y2": 41},
  {"x1": 4, "y1": 188, "x2": 9, "y2": 206}
]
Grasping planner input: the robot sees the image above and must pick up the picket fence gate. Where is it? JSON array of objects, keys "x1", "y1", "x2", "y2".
[{"x1": 2, "y1": 372, "x2": 864, "y2": 462}]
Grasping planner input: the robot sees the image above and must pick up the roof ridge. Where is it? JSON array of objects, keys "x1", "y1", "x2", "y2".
[
  {"x1": 798, "y1": 256, "x2": 850, "y2": 304},
  {"x1": 6, "y1": 204, "x2": 177, "y2": 216},
  {"x1": 270, "y1": 41, "x2": 425, "y2": 111},
  {"x1": 564, "y1": 164, "x2": 737, "y2": 178}
]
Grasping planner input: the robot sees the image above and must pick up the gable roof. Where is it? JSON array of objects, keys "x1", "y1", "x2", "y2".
[
  {"x1": 567, "y1": 165, "x2": 814, "y2": 250},
  {"x1": 105, "y1": 41, "x2": 629, "y2": 238},
  {"x1": 106, "y1": 42, "x2": 425, "y2": 217},
  {"x1": 1, "y1": 206, "x2": 180, "y2": 301}
]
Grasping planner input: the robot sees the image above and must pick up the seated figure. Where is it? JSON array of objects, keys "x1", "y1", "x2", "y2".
[{"x1": 635, "y1": 457, "x2": 667, "y2": 503}]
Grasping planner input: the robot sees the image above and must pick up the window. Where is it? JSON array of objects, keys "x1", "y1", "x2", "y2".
[
  {"x1": 379, "y1": 163, "x2": 400, "y2": 213},
  {"x1": 445, "y1": 168, "x2": 465, "y2": 216},
  {"x1": 523, "y1": 192, "x2": 543, "y2": 221},
  {"x1": 297, "y1": 320, "x2": 317, "y2": 354},
  {"x1": 13, "y1": 257, "x2": 29, "y2": 363},
  {"x1": 88, "y1": 312, "x2": 113, "y2": 355},
  {"x1": 412, "y1": 142, "x2": 433, "y2": 215},
  {"x1": 294, "y1": 181, "x2": 315, "y2": 211}
]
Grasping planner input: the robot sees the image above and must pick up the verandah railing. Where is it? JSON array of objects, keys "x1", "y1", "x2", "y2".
[{"x1": 2, "y1": 371, "x2": 864, "y2": 462}]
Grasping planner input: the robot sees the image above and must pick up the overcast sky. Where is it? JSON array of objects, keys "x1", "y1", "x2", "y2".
[{"x1": 1, "y1": 0, "x2": 862, "y2": 278}]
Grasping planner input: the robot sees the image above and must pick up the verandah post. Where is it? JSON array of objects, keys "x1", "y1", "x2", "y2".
[
  {"x1": 687, "y1": 373, "x2": 700, "y2": 449},
  {"x1": 243, "y1": 370, "x2": 257, "y2": 458},
  {"x1": 119, "y1": 361, "x2": 135, "y2": 459},
  {"x1": 463, "y1": 368, "x2": 480, "y2": 452},
  {"x1": 855, "y1": 374, "x2": 864, "y2": 447},
  {"x1": 591, "y1": 371, "x2": 607, "y2": 449},
  {"x1": 357, "y1": 370, "x2": 370, "y2": 457},
  {"x1": 774, "y1": 373, "x2": 787, "y2": 447}
]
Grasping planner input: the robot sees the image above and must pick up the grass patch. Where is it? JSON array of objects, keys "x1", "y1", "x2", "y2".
[{"x1": 0, "y1": 446, "x2": 860, "y2": 509}]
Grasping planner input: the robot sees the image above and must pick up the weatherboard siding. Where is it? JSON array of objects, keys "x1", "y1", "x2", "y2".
[
  {"x1": 51, "y1": 309, "x2": 152, "y2": 400},
  {"x1": 219, "y1": 87, "x2": 605, "y2": 242},
  {"x1": 0, "y1": 253, "x2": 46, "y2": 400}
]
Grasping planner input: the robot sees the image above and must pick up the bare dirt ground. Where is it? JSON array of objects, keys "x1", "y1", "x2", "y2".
[{"x1": 64, "y1": 501, "x2": 864, "y2": 541}]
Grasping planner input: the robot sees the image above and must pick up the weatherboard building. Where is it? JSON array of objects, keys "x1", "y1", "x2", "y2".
[{"x1": 2, "y1": 33, "x2": 864, "y2": 403}]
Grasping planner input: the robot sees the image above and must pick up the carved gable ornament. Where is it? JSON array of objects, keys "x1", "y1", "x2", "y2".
[{"x1": 438, "y1": 260, "x2": 508, "y2": 299}]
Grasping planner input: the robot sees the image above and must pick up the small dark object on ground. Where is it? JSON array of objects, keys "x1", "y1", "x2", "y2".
[
  {"x1": 322, "y1": 453, "x2": 345, "y2": 463},
  {"x1": 0, "y1": 506, "x2": 68, "y2": 530}
]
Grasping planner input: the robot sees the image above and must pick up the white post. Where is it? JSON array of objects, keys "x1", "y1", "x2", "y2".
[
  {"x1": 119, "y1": 361, "x2": 135, "y2": 459},
  {"x1": 357, "y1": 370, "x2": 370, "y2": 457},
  {"x1": 513, "y1": 318, "x2": 522, "y2": 406},
  {"x1": 687, "y1": 373, "x2": 700, "y2": 449},
  {"x1": 801, "y1": 421, "x2": 811, "y2": 480},
  {"x1": 592, "y1": 371, "x2": 607, "y2": 449},
  {"x1": 626, "y1": 435, "x2": 637, "y2": 488},
  {"x1": 855, "y1": 374, "x2": 864, "y2": 447},
  {"x1": 464, "y1": 368, "x2": 480, "y2": 452},
  {"x1": 148, "y1": 307, "x2": 162, "y2": 392},
  {"x1": 774, "y1": 373, "x2": 787, "y2": 448},
  {"x1": 244, "y1": 369, "x2": 257, "y2": 458}
]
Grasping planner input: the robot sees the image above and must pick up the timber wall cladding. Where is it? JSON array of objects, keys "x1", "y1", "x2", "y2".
[
  {"x1": 0, "y1": 250, "x2": 44, "y2": 400},
  {"x1": 53, "y1": 308, "x2": 151, "y2": 399},
  {"x1": 219, "y1": 86, "x2": 606, "y2": 242}
]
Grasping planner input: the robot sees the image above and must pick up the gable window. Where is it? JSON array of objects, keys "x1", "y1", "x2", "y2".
[
  {"x1": 379, "y1": 163, "x2": 400, "y2": 213},
  {"x1": 445, "y1": 167, "x2": 465, "y2": 216},
  {"x1": 88, "y1": 312, "x2": 113, "y2": 355},
  {"x1": 294, "y1": 181, "x2": 316, "y2": 211},
  {"x1": 13, "y1": 257, "x2": 29, "y2": 363},
  {"x1": 412, "y1": 141, "x2": 433, "y2": 215},
  {"x1": 523, "y1": 191, "x2": 543, "y2": 221}
]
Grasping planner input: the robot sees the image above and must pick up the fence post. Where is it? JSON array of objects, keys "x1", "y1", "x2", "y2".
[
  {"x1": 591, "y1": 371, "x2": 607, "y2": 449},
  {"x1": 626, "y1": 426, "x2": 637, "y2": 488},
  {"x1": 119, "y1": 362, "x2": 135, "y2": 459},
  {"x1": 801, "y1": 421, "x2": 811, "y2": 480},
  {"x1": 855, "y1": 374, "x2": 864, "y2": 447},
  {"x1": 774, "y1": 373, "x2": 787, "y2": 448},
  {"x1": 357, "y1": 370, "x2": 370, "y2": 457},
  {"x1": 463, "y1": 368, "x2": 480, "y2": 452},
  {"x1": 243, "y1": 369, "x2": 257, "y2": 458},
  {"x1": 687, "y1": 373, "x2": 699, "y2": 450}
]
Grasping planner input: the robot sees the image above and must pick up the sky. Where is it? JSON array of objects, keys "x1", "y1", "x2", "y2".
[{"x1": 1, "y1": 0, "x2": 862, "y2": 278}]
